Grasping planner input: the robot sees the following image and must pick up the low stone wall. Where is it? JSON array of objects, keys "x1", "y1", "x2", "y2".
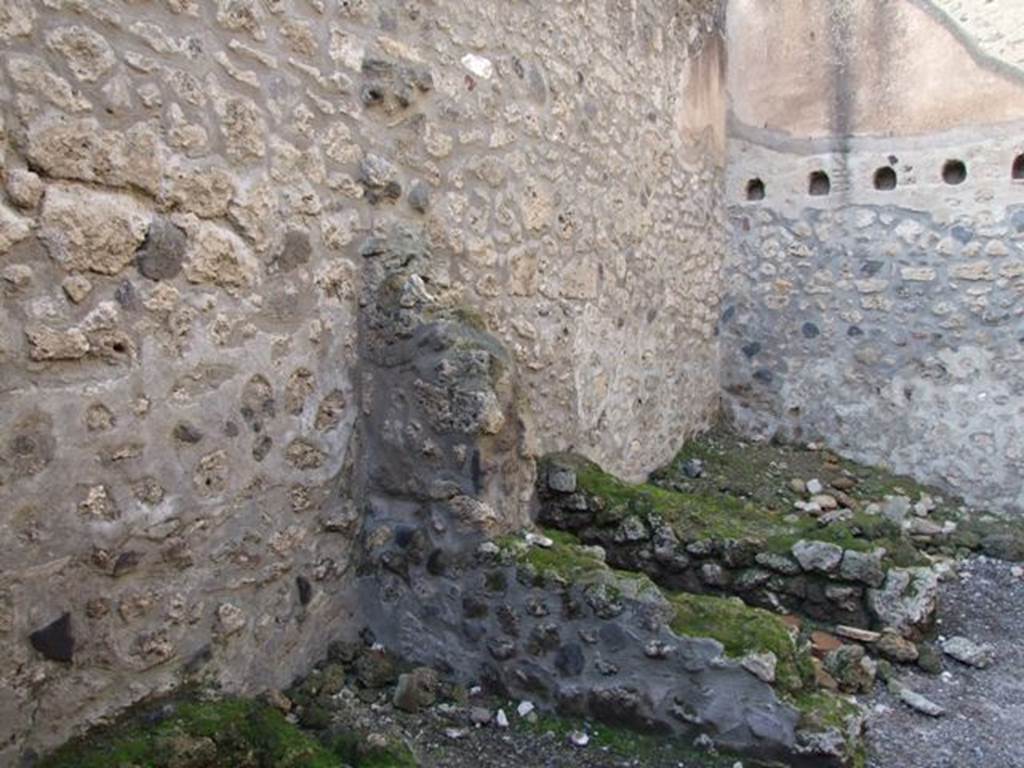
[{"x1": 537, "y1": 455, "x2": 941, "y2": 640}]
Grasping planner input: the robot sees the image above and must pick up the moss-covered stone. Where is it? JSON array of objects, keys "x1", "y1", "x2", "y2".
[
  {"x1": 499, "y1": 528, "x2": 608, "y2": 582},
  {"x1": 653, "y1": 425, "x2": 952, "y2": 517},
  {"x1": 40, "y1": 696, "x2": 339, "y2": 768},
  {"x1": 668, "y1": 591, "x2": 814, "y2": 692},
  {"x1": 39, "y1": 693, "x2": 417, "y2": 768},
  {"x1": 498, "y1": 529, "x2": 670, "y2": 615},
  {"x1": 789, "y1": 691, "x2": 867, "y2": 768},
  {"x1": 542, "y1": 451, "x2": 922, "y2": 567},
  {"x1": 321, "y1": 730, "x2": 418, "y2": 768},
  {"x1": 503, "y1": 529, "x2": 823, "y2": 693}
]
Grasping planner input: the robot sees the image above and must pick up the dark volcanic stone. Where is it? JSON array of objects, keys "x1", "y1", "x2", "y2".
[
  {"x1": 115, "y1": 280, "x2": 139, "y2": 310},
  {"x1": 950, "y1": 225, "x2": 974, "y2": 243},
  {"x1": 408, "y1": 181, "x2": 431, "y2": 213},
  {"x1": 277, "y1": 229, "x2": 312, "y2": 272},
  {"x1": 526, "y1": 623, "x2": 560, "y2": 655},
  {"x1": 981, "y1": 533, "x2": 1024, "y2": 561},
  {"x1": 252, "y1": 435, "x2": 272, "y2": 462},
  {"x1": 296, "y1": 575, "x2": 312, "y2": 606},
  {"x1": 462, "y1": 594, "x2": 489, "y2": 619},
  {"x1": 136, "y1": 218, "x2": 187, "y2": 281},
  {"x1": 354, "y1": 648, "x2": 397, "y2": 688},
  {"x1": 588, "y1": 686, "x2": 656, "y2": 732},
  {"x1": 488, "y1": 637, "x2": 516, "y2": 661},
  {"x1": 173, "y1": 422, "x2": 204, "y2": 444},
  {"x1": 29, "y1": 613, "x2": 74, "y2": 663},
  {"x1": 598, "y1": 622, "x2": 627, "y2": 652},
  {"x1": 511, "y1": 659, "x2": 553, "y2": 693},
  {"x1": 555, "y1": 643, "x2": 585, "y2": 677},
  {"x1": 496, "y1": 604, "x2": 519, "y2": 636},
  {"x1": 681, "y1": 458, "x2": 705, "y2": 479},
  {"x1": 426, "y1": 548, "x2": 449, "y2": 576},
  {"x1": 112, "y1": 551, "x2": 142, "y2": 577}
]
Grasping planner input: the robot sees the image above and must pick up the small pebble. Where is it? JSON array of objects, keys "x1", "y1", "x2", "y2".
[
  {"x1": 569, "y1": 730, "x2": 590, "y2": 747},
  {"x1": 681, "y1": 458, "x2": 705, "y2": 478},
  {"x1": 941, "y1": 636, "x2": 995, "y2": 669},
  {"x1": 477, "y1": 542, "x2": 499, "y2": 556},
  {"x1": 517, "y1": 700, "x2": 535, "y2": 718},
  {"x1": 644, "y1": 640, "x2": 675, "y2": 659},
  {"x1": 525, "y1": 531, "x2": 553, "y2": 548},
  {"x1": 469, "y1": 707, "x2": 492, "y2": 726},
  {"x1": 893, "y1": 682, "x2": 945, "y2": 717}
]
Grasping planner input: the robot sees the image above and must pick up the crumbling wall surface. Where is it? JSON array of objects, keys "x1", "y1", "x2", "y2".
[{"x1": 0, "y1": 0, "x2": 726, "y2": 760}]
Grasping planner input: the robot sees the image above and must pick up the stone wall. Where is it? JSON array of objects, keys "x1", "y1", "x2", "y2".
[
  {"x1": 722, "y1": 0, "x2": 1024, "y2": 514},
  {"x1": 0, "y1": 0, "x2": 726, "y2": 760}
]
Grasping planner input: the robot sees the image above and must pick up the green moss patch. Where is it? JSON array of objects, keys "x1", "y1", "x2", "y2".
[
  {"x1": 653, "y1": 425, "x2": 950, "y2": 515},
  {"x1": 545, "y1": 451, "x2": 923, "y2": 566},
  {"x1": 40, "y1": 694, "x2": 416, "y2": 768},
  {"x1": 788, "y1": 691, "x2": 867, "y2": 768},
  {"x1": 503, "y1": 528, "x2": 609, "y2": 581},
  {"x1": 651, "y1": 424, "x2": 1024, "y2": 563},
  {"x1": 499, "y1": 529, "x2": 669, "y2": 613},
  {"x1": 668, "y1": 592, "x2": 814, "y2": 692}
]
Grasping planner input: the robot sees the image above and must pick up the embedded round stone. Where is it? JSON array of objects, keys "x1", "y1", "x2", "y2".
[{"x1": 137, "y1": 218, "x2": 187, "y2": 281}]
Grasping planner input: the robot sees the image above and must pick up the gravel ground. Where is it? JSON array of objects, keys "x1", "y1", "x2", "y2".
[
  {"x1": 314, "y1": 692, "x2": 743, "y2": 768},
  {"x1": 411, "y1": 719, "x2": 732, "y2": 768},
  {"x1": 864, "y1": 556, "x2": 1024, "y2": 768}
]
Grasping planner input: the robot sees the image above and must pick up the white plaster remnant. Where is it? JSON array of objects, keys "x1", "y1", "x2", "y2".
[{"x1": 461, "y1": 53, "x2": 494, "y2": 79}]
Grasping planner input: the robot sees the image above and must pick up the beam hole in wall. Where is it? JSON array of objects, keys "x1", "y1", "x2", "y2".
[
  {"x1": 1013, "y1": 154, "x2": 1024, "y2": 180},
  {"x1": 746, "y1": 178, "x2": 765, "y2": 201},
  {"x1": 808, "y1": 171, "x2": 831, "y2": 196},
  {"x1": 942, "y1": 159, "x2": 967, "y2": 185},
  {"x1": 873, "y1": 167, "x2": 897, "y2": 191}
]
